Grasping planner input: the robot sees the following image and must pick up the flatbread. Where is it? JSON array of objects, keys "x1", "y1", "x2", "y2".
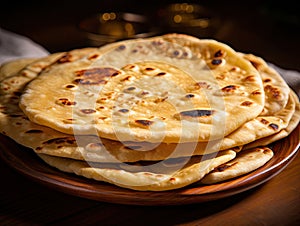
[
  {"x1": 201, "y1": 147, "x2": 274, "y2": 184},
  {"x1": 38, "y1": 149, "x2": 236, "y2": 191},
  {"x1": 0, "y1": 58, "x2": 37, "y2": 81},
  {"x1": 0, "y1": 36, "x2": 296, "y2": 163},
  {"x1": 162, "y1": 34, "x2": 290, "y2": 116},
  {"x1": 0, "y1": 48, "x2": 98, "y2": 95},
  {"x1": 241, "y1": 53, "x2": 290, "y2": 115},
  {"x1": 19, "y1": 35, "x2": 265, "y2": 143},
  {"x1": 244, "y1": 90, "x2": 300, "y2": 149}
]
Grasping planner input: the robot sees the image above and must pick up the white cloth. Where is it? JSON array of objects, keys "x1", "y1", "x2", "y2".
[
  {"x1": 0, "y1": 28, "x2": 49, "y2": 64},
  {"x1": 0, "y1": 28, "x2": 299, "y2": 96}
]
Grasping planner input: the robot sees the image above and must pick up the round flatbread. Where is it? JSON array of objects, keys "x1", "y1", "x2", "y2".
[
  {"x1": 0, "y1": 48, "x2": 98, "y2": 95},
  {"x1": 201, "y1": 147, "x2": 274, "y2": 184},
  {"x1": 0, "y1": 35, "x2": 296, "y2": 163},
  {"x1": 19, "y1": 35, "x2": 265, "y2": 143},
  {"x1": 0, "y1": 58, "x2": 37, "y2": 81},
  {"x1": 162, "y1": 34, "x2": 290, "y2": 116},
  {"x1": 244, "y1": 91, "x2": 300, "y2": 149},
  {"x1": 241, "y1": 53, "x2": 290, "y2": 115},
  {"x1": 38, "y1": 149, "x2": 236, "y2": 191}
]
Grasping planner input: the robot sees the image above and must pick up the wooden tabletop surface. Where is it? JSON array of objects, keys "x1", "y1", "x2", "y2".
[{"x1": 1, "y1": 0, "x2": 300, "y2": 225}]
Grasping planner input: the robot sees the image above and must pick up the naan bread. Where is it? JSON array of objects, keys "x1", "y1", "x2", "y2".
[
  {"x1": 201, "y1": 147, "x2": 274, "y2": 184},
  {"x1": 38, "y1": 150, "x2": 236, "y2": 191},
  {"x1": 19, "y1": 35, "x2": 265, "y2": 143}
]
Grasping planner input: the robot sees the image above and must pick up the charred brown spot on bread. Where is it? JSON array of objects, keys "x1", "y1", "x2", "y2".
[
  {"x1": 264, "y1": 85, "x2": 281, "y2": 99},
  {"x1": 156, "y1": 72, "x2": 167, "y2": 76},
  {"x1": 118, "y1": 108, "x2": 129, "y2": 113},
  {"x1": 221, "y1": 85, "x2": 239, "y2": 93},
  {"x1": 241, "y1": 101, "x2": 253, "y2": 106},
  {"x1": 249, "y1": 59, "x2": 263, "y2": 70},
  {"x1": 43, "y1": 137, "x2": 76, "y2": 145},
  {"x1": 269, "y1": 123, "x2": 279, "y2": 130},
  {"x1": 216, "y1": 74, "x2": 226, "y2": 80},
  {"x1": 25, "y1": 129, "x2": 43, "y2": 133},
  {"x1": 141, "y1": 91, "x2": 149, "y2": 96},
  {"x1": 65, "y1": 84, "x2": 76, "y2": 89},
  {"x1": 145, "y1": 67, "x2": 155, "y2": 71},
  {"x1": 112, "y1": 71, "x2": 121, "y2": 77},
  {"x1": 185, "y1": 94, "x2": 195, "y2": 98},
  {"x1": 251, "y1": 90, "x2": 262, "y2": 95},
  {"x1": 56, "y1": 98, "x2": 77, "y2": 106},
  {"x1": 214, "y1": 162, "x2": 238, "y2": 172},
  {"x1": 214, "y1": 49, "x2": 225, "y2": 57},
  {"x1": 117, "y1": 45, "x2": 126, "y2": 51},
  {"x1": 230, "y1": 67, "x2": 241, "y2": 72},
  {"x1": 262, "y1": 147, "x2": 271, "y2": 154},
  {"x1": 211, "y1": 59, "x2": 223, "y2": 65},
  {"x1": 124, "y1": 86, "x2": 136, "y2": 92},
  {"x1": 244, "y1": 75, "x2": 256, "y2": 82},
  {"x1": 135, "y1": 119, "x2": 154, "y2": 127},
  {"x1": 154, "y1": 96, "x2": 168, "y2": 103},
  {"x1": 80, "y1": 109, "x2": 96, "y2": 114},
  {"x1": 260, "y1": 118, "x2": 269, "y2": 125},
  {"x1": 57, "y1": 54, "x2": 72, "y2": 63},
  {"x1": 121, "y1": 76, "x2": 132, "y2": 82},
  {"x1": 169, "y1": 177, "x2": 176, "y2": 182},
  {"x1": 263, "y1": 78, "x2": 272, "y2": 83},
  {"x1": 73, "y1": 68, "x2": 120, "y2": 85},
  {"x1": 179, "y1": 109, "x2": 214, "y2": 118},
  {"x1": 88, "y1": 54, "x2": 99, "y2": 60},
  {"x1": 35, "y1": 147, "x2": 42, "y2": 151}
]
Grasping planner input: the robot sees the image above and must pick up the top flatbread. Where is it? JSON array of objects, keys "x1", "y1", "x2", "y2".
[{"x1": 19, "y1": 35, "x2": 265, "y2": 143}]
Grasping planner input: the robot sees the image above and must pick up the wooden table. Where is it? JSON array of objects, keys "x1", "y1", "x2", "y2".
[{"x1": 1, "y1": 0, "x2": 300, "y2": 225}]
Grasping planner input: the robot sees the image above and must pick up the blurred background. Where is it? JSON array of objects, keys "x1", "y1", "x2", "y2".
[{"x1": 1, "y1": 0, "x2": 299, "y2": 70}]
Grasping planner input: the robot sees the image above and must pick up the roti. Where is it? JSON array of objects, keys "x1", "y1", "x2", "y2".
[
  {"x1": 162, "y1": 34, "x2": 290, "y2": 116},
  {"x1": 0, "y1": 33, "x2": 298, "y2": 192},
  {"x1": 0, "y1": 48, "x2": 98, "y2": 95},
  {"x1": 0, "y1": 58, "x2": 37, "y2": 81},
  {"x1": 38, "y1": 149, "x2": 237, "y2": 191},
  {"x1": 201, "y1": 147, "x2": 274, "y2": 184},
  {"x1": 244, "y1": 91, "x2": 300, "y2": 149},
  {"x1": 241, "y1": 53, "x2": 290, "y2": 115},
  {"x1": 19, "y1": 35, "x2": 265, "y2": 143},
  {"x1": 0, "y1": 37, "x2": 297, "y2": 163}
]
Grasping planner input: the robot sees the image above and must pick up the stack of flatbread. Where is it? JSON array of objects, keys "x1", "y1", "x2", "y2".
[{"x1": 0, "y1": 34, "x2": 299, "y2": 191}]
